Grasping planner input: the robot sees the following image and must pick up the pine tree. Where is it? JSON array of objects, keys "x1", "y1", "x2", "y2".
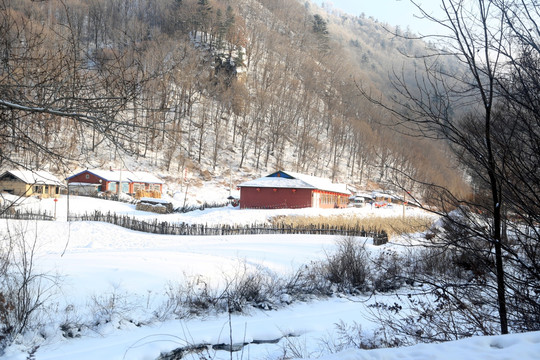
[{"x1": 312, "y1": 14, "x2": 329, "y2": 54}]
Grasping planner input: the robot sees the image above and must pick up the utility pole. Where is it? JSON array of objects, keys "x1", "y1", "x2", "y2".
[{"x1": 403, "y1": 190, "x2": 406, "y2": 219}]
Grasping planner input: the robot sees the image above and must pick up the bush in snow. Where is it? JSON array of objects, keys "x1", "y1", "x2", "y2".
[
  {"x1": 222, "y1": 263, "x2": 282, "y2": 312},
  {"x1": 162, "y1": 275, "x2": 219, "y2": 319},
  {"x1": 161, "y1": 265, "x2": 285, "y2": 319},
  {"x1": 89, "y1": 285, "x2": 144, "y2": 328},
  {"x1": 322, "y1": 237, "x2": 368, "y2": 293},
  {"x1": 369, "y1": 249, "x2": 405, "y2": 292},
  {"x1": 319, "y1": 320, "x2": 401, "y2": 353},
  {"x1": 0, "y1": 225, "x2": 58, "y2": 352}
]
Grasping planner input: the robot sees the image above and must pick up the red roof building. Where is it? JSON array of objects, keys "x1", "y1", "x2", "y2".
[
  {"x1": 66, "y1": 169, "x2": 163, "y2": 195},
  {"x1": 237, "y1": 171, "x2": 350, "y2": 209}
]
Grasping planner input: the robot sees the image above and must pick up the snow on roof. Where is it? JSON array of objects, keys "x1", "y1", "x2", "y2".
[
  {"x1": 128, "y1": 171, "x2": 164, "y2": 184},
  {"x1": 238, "y1": 171, "x2": 350, "y2": 195},
  {"x1": 139, "y1": 197, "x2": 171, "y2": 204},
  {"x1": 69, "y1": 169, "x2": 163, "y2": 184},
  {"x1": 238, "y1": 176, "x2": 315, "y2": 190},
  {"x1": 68, "y1": 182, "x2": 100, "y2": 187},
  {"x1": 372, "y1": 191, "x2": 399, "y2": 200},
  {"x1": 354, "y1": 191, "x2": 374, "y2": 199},
  {"x1": 283, "y1": 171, "x2": 349, "y2": 195},
  {"x1": 1, "y1": 170, "x2": 63, "y2": 186}
]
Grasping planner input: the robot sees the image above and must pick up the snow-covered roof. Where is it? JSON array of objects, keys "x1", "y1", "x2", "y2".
[
  {"x1": 372, "y1": 191, "x2": 398, "y2": 200},
  {"x1": 238, "y1": 171, "x2": 350, "y2": 195},
  {"x1": 1, "y1": 170, "x2": 63, "y2": 186},
  {"x1": 284, "y1": 171, "x2": 349, "y2": 195},
  {"x1": 139, "y1": 197, "x2": 171, "y2": 204},
  {"x1": 239, "y1": 176, "x2": 314, "y2": 189},
  {"x1": 68, "y1": 169, "x2": 163, "y2": 184},
  {"x1": 128, "y1": 171, "x2": 164, "y2": 184},
  {"x1": 353, "y1": 192, "x2": 374, "y2": 199},
  {"x1": 68, "y1": 182, "x2": 100, "y2": 187}
]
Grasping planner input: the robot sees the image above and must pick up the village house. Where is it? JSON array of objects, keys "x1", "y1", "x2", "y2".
[
  {"x1": 0, "y1": 169, "x2": 63, "y2": 199},
  {"x1": 237, "y1": 170, "x2": 350, "y2": 209},
  {"x1": 66, "y1": 169, "x2": 164, "y2": 198}
]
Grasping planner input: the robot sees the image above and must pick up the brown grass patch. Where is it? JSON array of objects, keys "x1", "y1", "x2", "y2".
[{"x1": 270, "y1": 215, "x2": 433, "y2": 238}]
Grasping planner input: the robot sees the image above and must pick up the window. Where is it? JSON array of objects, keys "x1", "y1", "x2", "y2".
[
  {"x1": 85, "y1": 174, "x2": 90, "y2": 179},
  {"x1": 109, "y1": 182, "x2": 117, "y2": 192},
  {"x1": 133, "y1": 183, "x2": 145, "y2": 192}
]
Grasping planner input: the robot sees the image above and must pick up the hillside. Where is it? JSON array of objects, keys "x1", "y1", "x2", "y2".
[{"x1": 0, "y1": 0, "x2": 467, "y2": 202}]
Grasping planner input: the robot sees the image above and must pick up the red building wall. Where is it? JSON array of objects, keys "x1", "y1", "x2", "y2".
[
  {"x1": 239, "y1": 187, "x2": 312, "y2": 209},
  {"x1": 68, "y1": 171, "x2": 163, "y2": 195},
  {"x1": 313, "y1": 190, "x2": 349, "y2": 209},
  {"x1": 67, "y1": 171, "x2": 111, "y2": 191}
]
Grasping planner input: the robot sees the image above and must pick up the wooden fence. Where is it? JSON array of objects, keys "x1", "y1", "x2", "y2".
[
  {"x1": 68, "y1": 211, "x2": 388, "y2": 244},
  {"x1": 0, "y1": 209, "x2": 55, "y2": 221}
]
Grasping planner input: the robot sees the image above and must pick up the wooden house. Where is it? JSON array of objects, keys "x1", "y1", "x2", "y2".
[
  {"x1": 66, "y1": 169, "x2": 164, "y2": 197},
  {"x1": 0, "y1": 170, "x2": 63, "y2": 199},
  {"x1": 237, "y1": 171, "x2": 350, "y2": 209}
]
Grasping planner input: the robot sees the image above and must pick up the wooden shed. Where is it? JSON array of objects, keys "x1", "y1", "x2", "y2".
[
  {"x1": 237, "y1": 171, "x2": 350, "y2": 209},
  {"x1": 0, "y1": 170, "x2": 63, "y2": 199}
]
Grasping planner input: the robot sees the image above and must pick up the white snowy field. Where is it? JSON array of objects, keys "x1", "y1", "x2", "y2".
[
  {"x1": 12, "y1": 192, "x2": 429, "y2": 225},
  {"x1": 1, "y1": 195, "x2": 539, "y2": 360}
]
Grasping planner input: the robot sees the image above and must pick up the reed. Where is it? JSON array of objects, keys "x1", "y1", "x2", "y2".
[{"x1": 270, "y1": 215, "x2": 433, "y2": 238}]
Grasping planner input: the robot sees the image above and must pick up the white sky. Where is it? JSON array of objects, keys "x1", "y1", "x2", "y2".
[{"x1": 313, "y1": 0, "x2": 444, "y2": 35}]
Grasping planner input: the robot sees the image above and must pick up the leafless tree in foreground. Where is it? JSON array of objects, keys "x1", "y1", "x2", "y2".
[
  {"x1": 361, "y1": 0, "x2": 540, "y2": 336},
  {"x1": 0, "y1": 223, "x2": 58, "y2": 352},
  {"x1": 0, "y1": 0, "x2": 161, "y2": 172}
]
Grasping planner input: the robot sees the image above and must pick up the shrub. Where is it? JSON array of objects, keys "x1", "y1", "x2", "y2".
[
  {"x1": 163, "y1": 275, "x2": 219, "y2": 319},
  {"x1": 284, "y1": 262, "x2": 334, "y2": 298},
  {"x1": 223, "y1": 264, "x2": 280, "y2": 311},
  {"x1": 323, "y1": 237, "x2": 368, "y2": 292},
  {"x1": 0, "y1": 225, "x2": 58, "y2": 352},
  {"x1": 89, "y1": 285, "x2": 142, "y2": 327},
  {"x1": 369, "y1": 249, "x2": 404, "y2": 292}
]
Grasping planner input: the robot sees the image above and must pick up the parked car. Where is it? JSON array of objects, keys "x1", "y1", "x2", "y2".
[{"x1": 349, "y1": 196, "x2": 366, "y2": 208}]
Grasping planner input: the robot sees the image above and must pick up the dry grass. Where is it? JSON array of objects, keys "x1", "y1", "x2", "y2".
[
  {"x1": 134, "y1": 189, "x2": 161, "y2": 199},
  {"x1": 270, "y1": 215, "x2": 433, "y2": 238}
]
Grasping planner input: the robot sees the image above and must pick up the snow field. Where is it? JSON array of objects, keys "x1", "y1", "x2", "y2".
[{"x1": 1, "y1": 194, "x2": 539, "y2": 359}]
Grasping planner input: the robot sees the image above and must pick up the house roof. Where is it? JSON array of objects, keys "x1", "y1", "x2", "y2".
[
  {"x1": 128, "y1": 171, "x2": 164, "y2": 184},
  {"x1": 67, "y1": 169, "x2": 164, "y2": 184},
  {"x1": 0, "y1": 170, "x2": 64, "y2": 186},
  {"x1": 238, "y1": 170, "x2": 350, "y2": 195},
  {"x1": 353, "y1": 192, "x2": 374, "y2": 199}
]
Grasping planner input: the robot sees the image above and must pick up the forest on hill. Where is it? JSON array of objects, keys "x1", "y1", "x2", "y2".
[{"x1": 0, "y1": 0, "x2": 467, "y2": 197}]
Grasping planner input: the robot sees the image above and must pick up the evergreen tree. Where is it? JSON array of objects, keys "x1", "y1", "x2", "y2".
[
  {"x1": 196, "y1": 0, "x2": 212, "y2": 42},
  {"x1": 312, "y1": 14, "x2": 329, "y2": 53}
]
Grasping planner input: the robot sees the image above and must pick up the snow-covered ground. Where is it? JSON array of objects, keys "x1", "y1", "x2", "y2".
[
  {"x1": 1, "y1": 195, "x2": 539, "y2": 360},
  {"x1": 12, "y1": 193, "x2": 431, "y2": 224}
]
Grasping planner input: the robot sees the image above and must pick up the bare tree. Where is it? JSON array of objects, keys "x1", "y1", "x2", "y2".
[
  {"x1": 0, "y1": 224, "x2": 58, "y2": 352},
  {"x1": 0, "y1": 0, "x2": 152, "y2": 171},
  {"x1": 361, "y1": 0, "x2": 540, "y2": 336}
]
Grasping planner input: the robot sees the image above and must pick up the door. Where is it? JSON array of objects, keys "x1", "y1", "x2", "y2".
[{"x1": 312, "y1": 191, "x2": 320, "y2": 208}]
